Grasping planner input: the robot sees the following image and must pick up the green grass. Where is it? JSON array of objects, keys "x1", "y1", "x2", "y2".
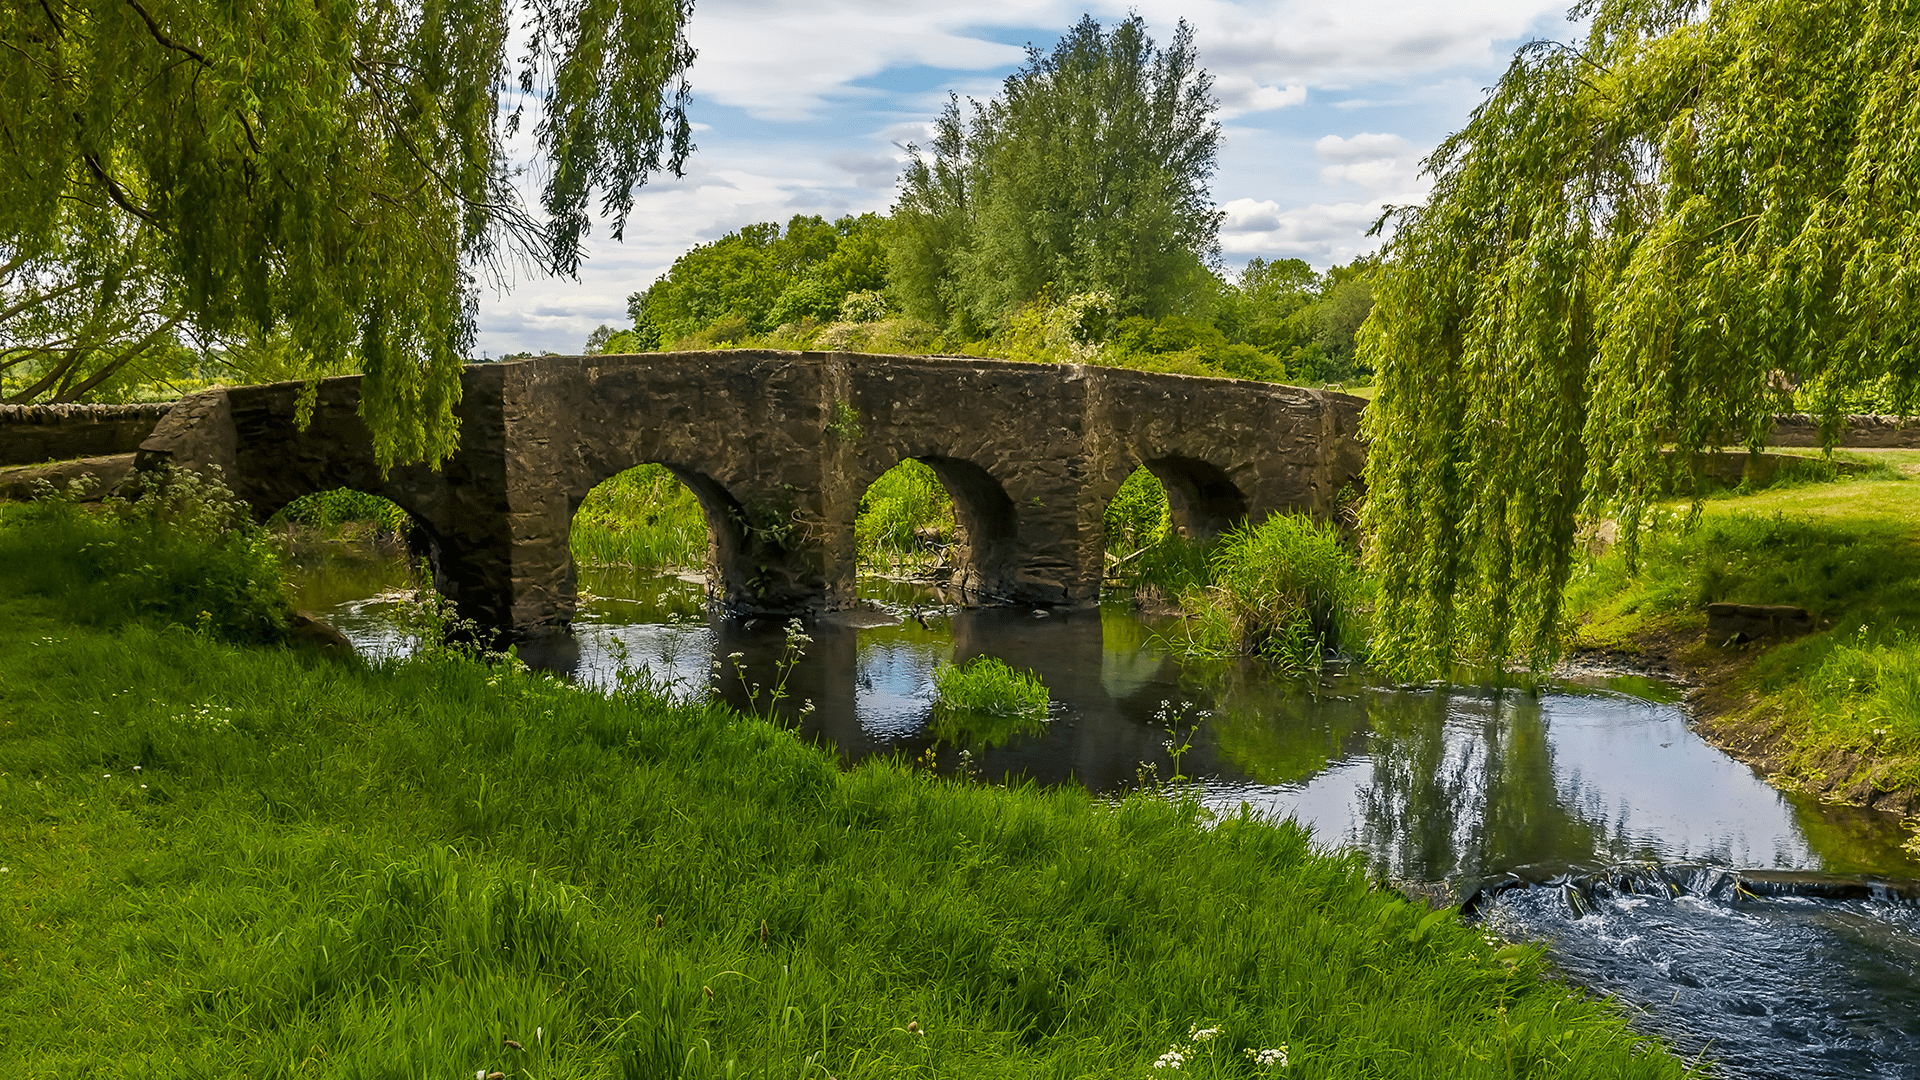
[
  {"x1": 270, "y1": 488, "x2": 411, "y2": 538},
  {"x1": 572, "y1": 464, "x2": 709, "y2": 571},
  {"x1": 0, "y1": 504, "x2": 1694, "y2": 1078},
  {"x1": 1170, "y1": 515, "x2": 1369, "y2": 673},
  {"x1": 931, "y1": 657, "x2": 1050, "y2": 747},
  {"x1": 1568, "y1": 474, "x2": 1920, "y2": 811},
  {"x1": 856, "y1": 459, "x2": 954, "y2": 573}
]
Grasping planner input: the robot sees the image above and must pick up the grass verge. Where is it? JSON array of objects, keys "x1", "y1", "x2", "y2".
[
  {"x1": 0, "y1": 503, "x2": 1692, "y2": 1078},
  {"x1": 1566, "y1": 471, "x2": 1920, "y2": 831}
]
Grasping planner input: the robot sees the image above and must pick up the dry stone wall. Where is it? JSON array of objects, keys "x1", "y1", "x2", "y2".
[{"x1": 0, "y1": 403, "x2": 176, "y2": 465}]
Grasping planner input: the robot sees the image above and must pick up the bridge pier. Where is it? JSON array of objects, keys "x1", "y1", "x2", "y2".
[{"x1": 137, "y1": 351, "x2": 1366, "y2": 640}]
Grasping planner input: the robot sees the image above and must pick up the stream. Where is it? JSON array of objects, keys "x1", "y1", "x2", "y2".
[{"x1": 292, "y1": 548, "x2": 1920, "y2": 1079}]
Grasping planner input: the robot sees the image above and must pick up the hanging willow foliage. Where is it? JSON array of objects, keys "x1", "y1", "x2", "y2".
[
  {"x1": 1363, "y1": 0, "x2": 1920, "y2": 675},
  {"x1": 1, "y1": 0, "x2": 694, "y2": 467}
]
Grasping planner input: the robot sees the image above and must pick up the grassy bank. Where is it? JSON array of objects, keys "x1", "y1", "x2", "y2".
[
  {"x1": 1567, "y1": 453, "x2": 1920, "y2": 830},
  {"x1": 0, "y1": 502, "x2": 1691, "y2": 1077}
]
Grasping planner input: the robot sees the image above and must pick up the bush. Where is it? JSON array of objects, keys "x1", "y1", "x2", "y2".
[
  {"x1": 271, "y1": 488, "x2": 410, "y2": 536},
  {"x1": 856, "y1": 460, "x2": 954, "y2": 571},
  {"x1": 1173, "y1": 513, "x2": 1365, "y2": 672},
  {"x1": 1103, "y1": 467, "x2": 1212, "y2": 599},
  {"x1": 1, "y1": 466, "x2": 293, "y2": 643}
]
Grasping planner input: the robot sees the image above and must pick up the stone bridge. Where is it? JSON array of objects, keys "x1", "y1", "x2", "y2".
[{"x1": 132, "y1": 350, "x2": 1367, "y2": 639}]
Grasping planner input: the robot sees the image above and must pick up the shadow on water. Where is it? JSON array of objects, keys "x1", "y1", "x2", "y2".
[{"x1": 292, "y1": 555, "x2": 1920, "y2": 1080}]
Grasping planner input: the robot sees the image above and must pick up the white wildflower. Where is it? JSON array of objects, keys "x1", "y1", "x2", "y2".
[
  {"x1": 1191, "y1": 1027, "x2": 1220, "y2": 1042},
  {"x1": 1152, "y1": 1048, "x2": 1185, "y2": 1070},
  {"x1": 1246, "y1": 1046, "x2": 1288, "y2": 1068}
]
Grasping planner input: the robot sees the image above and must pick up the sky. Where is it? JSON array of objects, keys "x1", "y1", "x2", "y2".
[{"x1": 474, "y1": 0, "x2": 1580, "y2": 358}]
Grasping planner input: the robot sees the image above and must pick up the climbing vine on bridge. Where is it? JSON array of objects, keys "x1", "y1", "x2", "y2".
[{"x1": 1363, "y1": 0, "x2": 1920, "y2": 675}]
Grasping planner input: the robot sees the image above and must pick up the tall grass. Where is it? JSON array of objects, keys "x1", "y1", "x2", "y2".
[
  {"x1": 931, "y1": 656, "x2": 1050, "y2": 747},
  {"x1": 1, "y1": 468, "x2": 291, "y2": 642},
  {"x1": 270, "y1": 487, "x2": 410, "y2": 537},
  {"x1": 572, "y1": 463, "x2": 709, "y2": 570},
  {"x1": 856, "y1": 459, "x2": 954, "y2": 573},
  {"x1": 0, "y1": 506, "x2": 1690, "y2": 1078},
  {"x1": 1105, "y1": 466, "x2": 1212, "y2": 598},
  {"x1": 1568, "y1": 505, "x2": 1920, "y2": 808},
  {"x1": 1171, "y1": 514, "x2": 1366, "y2": 673}
]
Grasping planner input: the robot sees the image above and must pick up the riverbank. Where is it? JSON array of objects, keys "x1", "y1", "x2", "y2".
[
  {"x1": 1566, "y1": 452, "x2": 1920, "y2": 848},
  {"x1": 0, "y1": 501, "x2": 1696, "y2": 1077}
]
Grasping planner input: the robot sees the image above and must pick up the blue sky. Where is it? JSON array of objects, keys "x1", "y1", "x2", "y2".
[{"x1": 475, "y1": 0, "x2": 1579, "y2": 357}]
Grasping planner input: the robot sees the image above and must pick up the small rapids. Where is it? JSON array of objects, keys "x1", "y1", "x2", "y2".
[{"x1": 1466, "y1": 866, "x2": 1920, "y2": 1079}]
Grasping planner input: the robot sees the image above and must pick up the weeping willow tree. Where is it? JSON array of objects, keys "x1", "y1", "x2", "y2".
[
  {"x1": 1363, "y1": 0, "x2": 1920, "y2": 675},
  {"x1": 1, "y1": 0, "x2": 694, "y2": 466}
]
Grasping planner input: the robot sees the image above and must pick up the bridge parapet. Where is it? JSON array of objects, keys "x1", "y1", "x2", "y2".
[{"x1": 137, "y1": 350, "x2": 1367, "y2": 639}]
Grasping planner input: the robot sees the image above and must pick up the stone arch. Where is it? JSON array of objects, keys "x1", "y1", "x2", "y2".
[
  {"x1": 1139, "y1": 455, "x2": 1249, "y2": 542},
  {"x1": 917, "y1": 455, "x2": 1020, "y2": 600},
  {"x1": 566, "y1": 459, "x2": 769, "y2": 612},
  {"x1": 851, "y1": 453, "x2": 1023, "y2": 603}
]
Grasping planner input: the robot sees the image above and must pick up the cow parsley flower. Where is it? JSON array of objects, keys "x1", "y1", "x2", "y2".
[{"x1": 1245, "y1": 1046, "x2": 1289, "y2": 1068}]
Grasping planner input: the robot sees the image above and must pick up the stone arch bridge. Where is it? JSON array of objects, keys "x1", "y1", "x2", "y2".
[{"x1": 136, "y1": 351, "x2": 1368, "y2": 639}]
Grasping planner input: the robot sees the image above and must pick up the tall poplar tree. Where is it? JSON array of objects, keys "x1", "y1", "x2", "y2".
[
  {"x1": 1363, "y1": 0, "x2": 1920, "y2": 674},
  {"x1": 889, "y1": 15, "x2": 1222, "y2": 334},
  {"x1": 1, "y1": 0, "x2": 695, "y2": 467}
]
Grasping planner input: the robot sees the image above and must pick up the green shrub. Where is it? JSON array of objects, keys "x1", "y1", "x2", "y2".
[
  {"x1": 1, "y1": 466, "x2": 292, "y2": 643},
  {"x1": 932, "y1": 655, "x2": 1050, "y2": 746},
  {"x1": 271, "y1": 488, "x2": 410, "y2": 535},
  {"x1": 1173, "y1": 513, "x2": 1365, "y2": 671},
  {"x1": 1103, "y1": 467, "x2": 1213, "y2": 599},
  {"x1": 856, "y1": 460, "x2": 954, "y2": 571}
]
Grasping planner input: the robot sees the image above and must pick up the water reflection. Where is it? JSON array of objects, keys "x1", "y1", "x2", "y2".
[
  {"x1": 289, "y1": 553, "x2": 1920, "y2": 1079},
  {"x1": 292, "y1": 561, "x2": 1920, "y2": 888}
]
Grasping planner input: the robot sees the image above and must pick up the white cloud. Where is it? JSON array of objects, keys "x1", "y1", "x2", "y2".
[
  {"x1": 1144, "y1": 0, "x2": 1567, "y2": 90},
  {"x1": 475, "y1": 1, "x2": 1571, "y2": 354},
  {"x1": 1315, "y1": 132, "x2": 1423, "y2": 191},
  {"x1": 1215, "y1": 75, "x2": 1307, "y2": 118},
  {"x1": 1219, "y1": 197, "x2": 1393, "y2": 264}
]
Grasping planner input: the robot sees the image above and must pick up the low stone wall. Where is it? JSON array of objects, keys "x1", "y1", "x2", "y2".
[
  {"x1": 0, "y1": 403, "x2": 176, "y2": 466},
  {"x1": 1768, "y1": 413, "x2": 1920, "y2": 448},
  {"x1": 0, "y1": 454, "x2": 137, "y2": 502}
]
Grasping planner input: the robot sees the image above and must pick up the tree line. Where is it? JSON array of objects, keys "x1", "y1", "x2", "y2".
[{"x1": 590, "y1": 15, "x2": 1376, "y2": 386}]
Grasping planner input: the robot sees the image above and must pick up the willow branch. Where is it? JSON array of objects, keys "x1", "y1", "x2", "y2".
[
  {"x1": 123, "y1": 0, "x2": 211, "y2": 67},
  {"x1": 82, "y1": 153, "x2": 157, "y2": 223}
]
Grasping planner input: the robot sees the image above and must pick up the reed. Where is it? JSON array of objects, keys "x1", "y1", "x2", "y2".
[{"x1": 571, "y1": 463, "x2": 709, "y2": 570}]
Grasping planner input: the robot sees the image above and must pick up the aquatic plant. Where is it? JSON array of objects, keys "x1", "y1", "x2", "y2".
[
  {"x1": 571, "y1": 463, "x2": 708, "y2": 570},
  {"x1": 931, "y1": 655, "x2": 1049, "y2": 747},
  {"x1": 856, "y1": 459, "x2": 954, "y2": 572}
]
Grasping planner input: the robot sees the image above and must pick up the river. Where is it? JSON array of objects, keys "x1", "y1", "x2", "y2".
[{"x1": 291, "y1": 548, "x2": 1920, "y2": 1079}]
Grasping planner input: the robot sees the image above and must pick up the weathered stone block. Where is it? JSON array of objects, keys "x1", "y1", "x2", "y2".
[{"x1": 1706, "y1": 602, "x2": 1813, "y2": 644}]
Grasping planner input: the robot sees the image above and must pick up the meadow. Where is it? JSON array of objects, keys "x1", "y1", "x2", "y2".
[
  {"x1": 0, "y1": 490, "x2": 1692, "y2": 1078},
  {"x1": 1567, "y1": 454, "x2": 1920, "y2": 818}
]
